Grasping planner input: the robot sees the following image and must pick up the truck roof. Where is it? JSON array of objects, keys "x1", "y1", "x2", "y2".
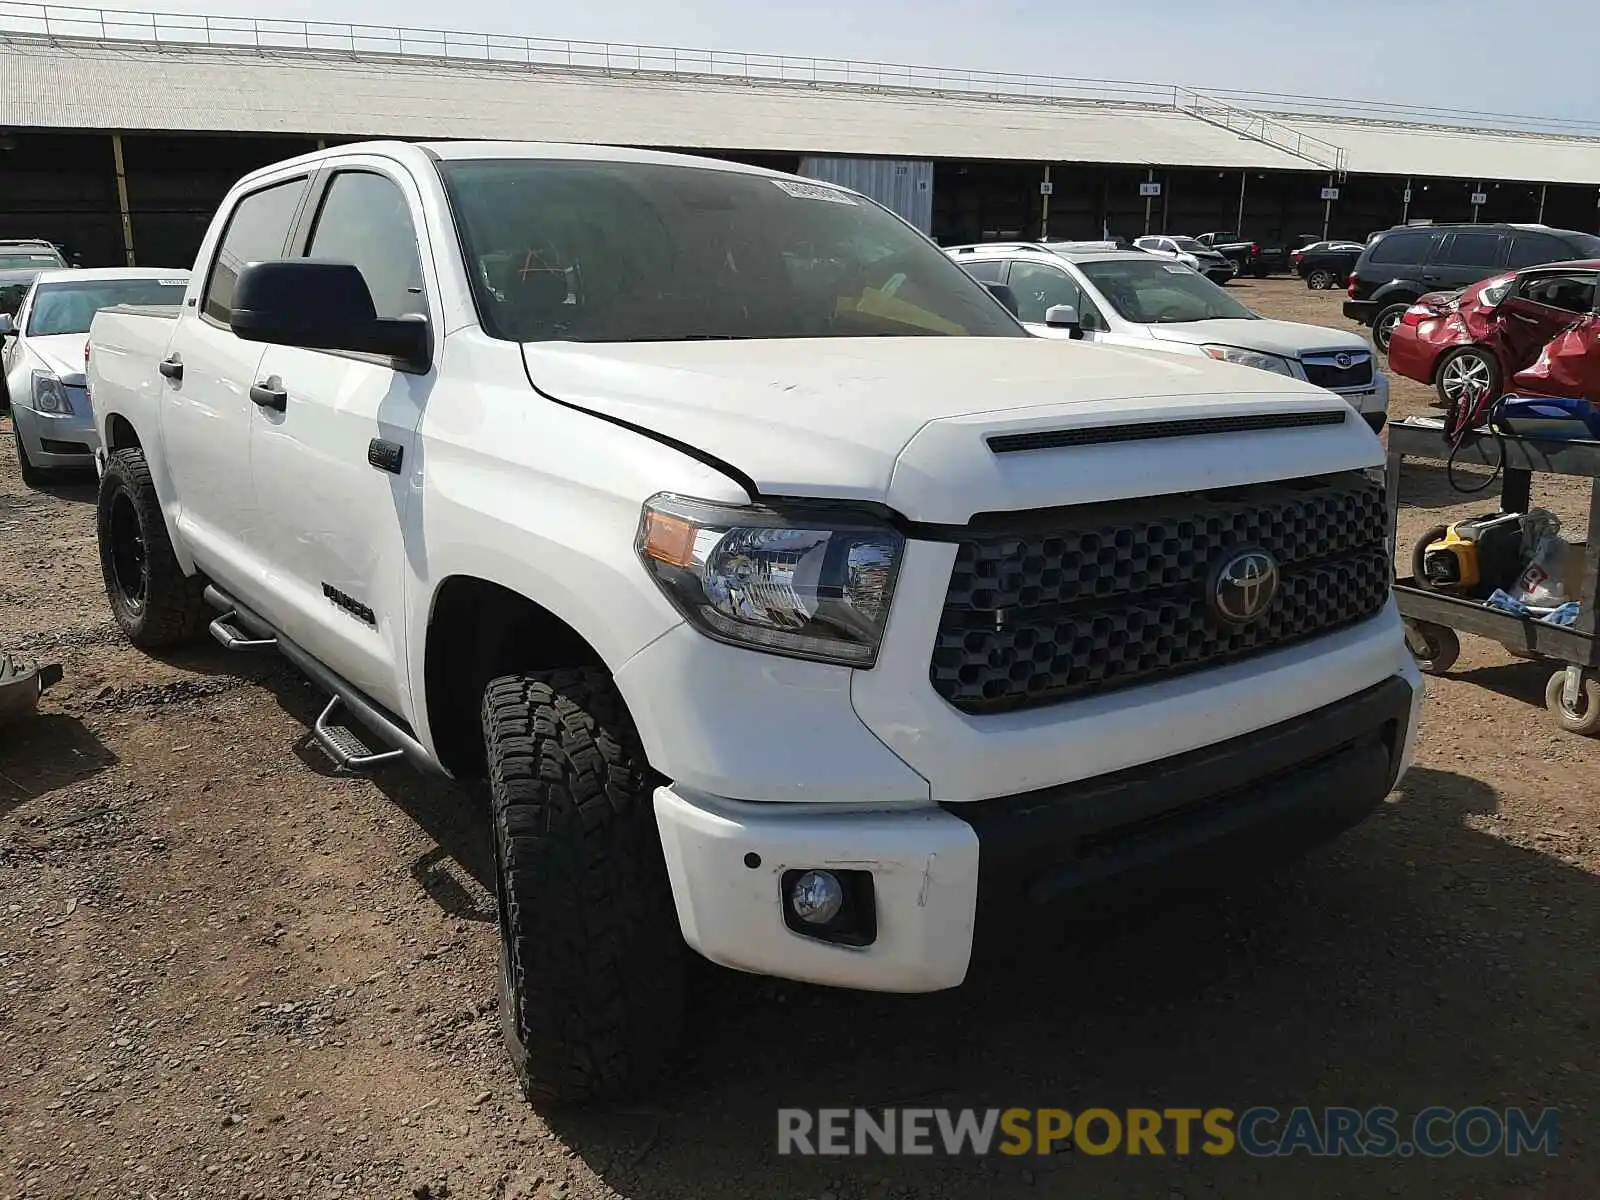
[{"x1": 235, "y1": 139, "x2": 797, "y2": 192}]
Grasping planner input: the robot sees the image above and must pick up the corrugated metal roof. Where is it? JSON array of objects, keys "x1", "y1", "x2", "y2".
[
  {"x1": 1286, "y1": 117, "x2": 1600, "y2": 187},
  {"x1": 0, "y1": 40, "x2": 1311, "y2": 169},
  {"x1": 4, "y1": 38, "x2": 1600, "y2": 186}
]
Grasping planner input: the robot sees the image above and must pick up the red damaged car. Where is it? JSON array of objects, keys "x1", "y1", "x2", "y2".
[{"x1": 1387, "y1": 261, "x2": 1600, "y2": 409}]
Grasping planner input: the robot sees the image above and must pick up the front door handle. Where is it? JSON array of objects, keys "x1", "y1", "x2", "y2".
[
  {"x1": 249, "y1": 378, "x2": 287, "y2": 412},
  {"x1": 158, "y1": 354, "x2": 183, "y2": 381}
]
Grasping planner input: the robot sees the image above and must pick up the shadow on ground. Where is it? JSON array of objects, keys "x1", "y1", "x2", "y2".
[{"x1": 0, "y1": 712, "x2": 118, "y2": 816}]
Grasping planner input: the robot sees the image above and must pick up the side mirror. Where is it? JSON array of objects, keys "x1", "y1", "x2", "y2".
[
  {"x1": 0, "y1": 313, "x2": 14, "y2": 337},
  {"x1": 1044, "y1": 304, "x2": 1083, "y2": 338},
  {"x1": 983, "y1": 281, "x2": 1019, "y2": 318},
  {"x1": 229, "y1": 260, "x2": 430, "y2": 370}
]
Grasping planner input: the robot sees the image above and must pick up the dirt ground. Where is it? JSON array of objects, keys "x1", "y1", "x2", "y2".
[{"x1": 2, "y1": 277, "x2": 1597, "y2": 1200}]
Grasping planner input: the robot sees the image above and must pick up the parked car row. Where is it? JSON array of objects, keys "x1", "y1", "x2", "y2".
[
  {"x1": 1343, "y1": 222, "x2": 1600, "y2": 350},
  {"x1": 947, "y1": 240, "x2": 1388, "y2": 429}
]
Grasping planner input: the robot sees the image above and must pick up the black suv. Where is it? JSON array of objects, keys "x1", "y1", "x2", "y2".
[{"x1": 1345, "y1": 223, "x2": 1600, "y2": 351}]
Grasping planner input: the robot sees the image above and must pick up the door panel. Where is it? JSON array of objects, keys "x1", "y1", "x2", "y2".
[
  {"x1": 248, "y1": 348, "x2": 427, "y2": 713},
  {"x1": 247, "y1": 165, "x2": 433, "y2": 719},
  {"x1": 1509, "y1": 315, "x2": 1600, "y2": 400},
  {"x1": 161, "y1": 176, "x2": 308, "y2": 592},
  {"x1": 1491, "y1": 272, "x2": 1598, "y2": 390}
]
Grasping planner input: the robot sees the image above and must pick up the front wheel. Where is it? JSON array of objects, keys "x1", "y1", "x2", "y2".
[
  {"x1": 96, "y1": 448, "x2": 209, "y2": 647},
  {"x1": 1545, "y1": 670, "x2": 1600, "y2": 736},
  {"x1": 13, "y1": 424, "x2": 51, "y2": 487},
  {"x1": 1372, "y1": 302, "x2": 1411, "y2": 353},
  {"x1": 484, "y1": 667, "x2": 686, "y2": 1105}
]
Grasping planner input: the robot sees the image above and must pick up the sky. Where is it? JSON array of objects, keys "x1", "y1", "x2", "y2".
[{"x1": 45, "y1": 0, "x2": 1599, "y2": 129}]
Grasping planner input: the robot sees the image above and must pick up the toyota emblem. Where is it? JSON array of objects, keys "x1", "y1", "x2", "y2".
[
  {"x1": 1335, "y1": 352, "x2": 1352, "y2": 369},
  {"x1": 1209, "y1": 549, "x2": 1279, "y2": 626}
]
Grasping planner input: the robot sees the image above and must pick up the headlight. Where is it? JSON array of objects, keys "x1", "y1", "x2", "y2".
[
  {"x1": 1201, "y1": 345, "x2": 1296, "y2": 377},
  {"x1": 637, "y1": 494, "x2": 904, "y2": 666},
  {"x1": 32, "y1": 371, "x2": 71, "y2": 414}
]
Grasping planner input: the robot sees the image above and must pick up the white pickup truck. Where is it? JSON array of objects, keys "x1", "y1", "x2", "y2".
[{"x1": 87, "y1": 140, "x2": 1421, "y2": 1104}]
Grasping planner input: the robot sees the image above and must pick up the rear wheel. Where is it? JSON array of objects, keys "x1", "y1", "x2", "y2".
[
  {"x1": 1372, "y1": 302, "x2": 1411, "y2": 352},
  {"x1": 96, "y1": 447, "x2": 209, "y2": 647},
  {"x1": 1307, "y1": 268, "x2": 1337, "y2": 290},
  {"x1": 1435, "y1": 346, "x2": 1501, "y2": 413},
  {"x1": 1546, "y1": 670, "x2": 1600, "y2": 736}
]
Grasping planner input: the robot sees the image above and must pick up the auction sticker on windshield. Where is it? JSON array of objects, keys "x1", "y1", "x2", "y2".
[
  {"x1": 1162, "y1": 264, "x2": 1195, "y2": 274},
  {"x1": 772, "y1": 179, "x2": 858, "y2": 204}
]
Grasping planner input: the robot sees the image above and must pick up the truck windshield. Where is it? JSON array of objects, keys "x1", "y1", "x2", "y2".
[
  {"x1": 1079, "y1": 259, "x2": 1258, "y2": 324},
  {"x1": 27, "y1": 278, "x2": 188, "y2": 336},
  {"x1": 439, "y1": 159, "x2": 1025, "y2": 342}
]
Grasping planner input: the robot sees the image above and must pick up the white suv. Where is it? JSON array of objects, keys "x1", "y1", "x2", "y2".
[{"x1": 951, "y1": 242, "x2": 1389, "y2": 431}]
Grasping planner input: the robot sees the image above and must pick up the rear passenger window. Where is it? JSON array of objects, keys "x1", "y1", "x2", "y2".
[
  {"x1": 1436, "y1": 232, "x2": 1502, "y2": 267},
  {"x1": 1507, "y1": 232, "x2": 1575, "y2": 269},
  {"x1": 1367, "y1": 231, "x2": 1435, "y2": 266},
  {"x1": 1517, "y1": 273, "x2": 1596, "y2": 314},
  {"x1": 305, "y1": 171, "x2": 426, "y2": 320},
  {"x1": 959, "y1": 260, "x2": 1005, "y2": 284},
  {"x1": 202, "y1": 178, "x2": 308, "y2": 323}
]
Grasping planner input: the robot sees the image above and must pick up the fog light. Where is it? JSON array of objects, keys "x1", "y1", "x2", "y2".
[{"x1": 788, "y1": 870, "x2": 844, "y2": 925}]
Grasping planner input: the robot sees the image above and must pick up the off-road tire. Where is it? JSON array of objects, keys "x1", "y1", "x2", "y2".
[
  {"x1": 13, "y1": 424, "x2": 50, "y2": 487},
  {"x1": 96, "y1": 447, "x2": 209, "y2": 648},
  {"x1": 484, "y1": 667, "x2": 686, "y2": 1105}
]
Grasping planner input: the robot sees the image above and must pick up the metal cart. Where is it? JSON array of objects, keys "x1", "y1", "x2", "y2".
[{"x1": 1386, "y1": 418, "x2": 1600, "y2": 735}]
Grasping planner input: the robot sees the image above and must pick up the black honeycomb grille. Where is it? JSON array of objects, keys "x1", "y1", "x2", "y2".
[{"x1": 930, "y1": 472, "x2": 1389, "y2": 713}]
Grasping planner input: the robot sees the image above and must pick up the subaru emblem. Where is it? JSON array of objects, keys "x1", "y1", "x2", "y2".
[
  {"x1": 1208, "y1": 549, "x2": 1279, "y2": 626},
  {"x1": 1335, "y1": 352, "x2": 1352, "y2": 369}
]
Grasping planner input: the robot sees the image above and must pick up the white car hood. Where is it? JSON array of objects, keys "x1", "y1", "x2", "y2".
[
  {"x1": 1147, "y1": 318, "x2": 1369, "y2": 358},
  {"x1": 20, "y1": 332, "x2": 89, "y2": 381},
  {"x1": 521, "y1": 337, "x2": 1379, "y2": 522}
]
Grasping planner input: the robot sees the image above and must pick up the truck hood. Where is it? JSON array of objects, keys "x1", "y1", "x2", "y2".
[
  {"x1": 521, "y1": 337, "x2": 1380, "y2": 524},
  {"x1": 21, "y1": 332, "x2": 89, "y2": 382},
  {"x1": 1148, "y1": 318, "x2": 1370, "y2": 358}
]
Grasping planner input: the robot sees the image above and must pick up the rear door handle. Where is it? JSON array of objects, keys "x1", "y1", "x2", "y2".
[
  {"x1": 249, "y1": 378, "x2": 287, "y2": 412},
  {"x1": 158, "y1": 354, "x2": 183, "y2": 381}
]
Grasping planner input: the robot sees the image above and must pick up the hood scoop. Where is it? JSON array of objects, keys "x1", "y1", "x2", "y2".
[{"x1": 987, "y1": 408, "x2": 1347, "y2": 454}]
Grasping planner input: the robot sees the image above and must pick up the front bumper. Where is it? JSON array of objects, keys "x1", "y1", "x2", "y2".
[
  {"x1": 1343, "y1": 299, "x2": 1378, "y2": 325},
  {"x1": 654, "y1": 673, "x2": 1420, "y2": 992},
  {"x1": 12, "y1": 403, "x2": 95, "y2": 469}
]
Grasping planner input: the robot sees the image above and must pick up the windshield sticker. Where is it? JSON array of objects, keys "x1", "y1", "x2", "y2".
[
  {"x1": 772, "y1": 179, "x2": 858, "y2": 205},
  {"x1": 1162, "y1": 263, "x2": 1195, "y2": 274},
  {"x1": 157, "y1": 278, "x2": 186, "y2": 287}
]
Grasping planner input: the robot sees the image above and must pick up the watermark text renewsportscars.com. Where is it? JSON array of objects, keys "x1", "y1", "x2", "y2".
[{"x1": 777, "y1": 1106, "x2": 1560, "y2": 1158}]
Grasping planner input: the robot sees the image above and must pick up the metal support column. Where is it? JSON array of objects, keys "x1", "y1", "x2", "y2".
[
  {"x1": 1401, "y1": 177, "x2": 1412, "y2": 224},
  {"x1": 1040, "y1": 164, "x2": 1051, "y2": 241},
  {"x1": 1143, "y1": 167, "x2": 1155, "y2": 235},
  {"x1": 1321, "y1": 173, "x2": 1333, "y2": 241},
  {"x1": 1236, "y1": 171, "x2": 1247, "y2": 234},
  {"x1": 111, "y1": 134, "x2": 136, "y2": 267},
  {"x1": 1538, "y1": 183, "x2": 1547, "y2": 224},
  {"x1": 1472, "y1": 180, "x2": 1482, "y2": 223}
]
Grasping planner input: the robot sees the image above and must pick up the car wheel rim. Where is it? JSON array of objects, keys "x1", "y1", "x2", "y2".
[
  {"x1": 1441, "y1": 355, "x2": 1491, "y2": 401},
  {"x1": 1311, "y1": 271, "x2": 1331, "y2": 288},
  {"x1": 109, "y1": 490, "x2": 148, "y2": 612},
  {"x1": 1377, "y1": 312, "x2": 1401, "y2": 343}
]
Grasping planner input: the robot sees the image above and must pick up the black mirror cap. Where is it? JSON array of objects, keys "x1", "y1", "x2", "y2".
[
  {"x1": 229, "y1": 259, "x2": 431, "y2": 370},
  {"x1": 983, "y1": 281, "x2": 1019, "y2": 318}
]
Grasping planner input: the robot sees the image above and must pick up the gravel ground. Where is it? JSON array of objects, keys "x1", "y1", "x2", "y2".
[{"x1": 2, "y1": 278, "x2": 1597, "y2": 1199}]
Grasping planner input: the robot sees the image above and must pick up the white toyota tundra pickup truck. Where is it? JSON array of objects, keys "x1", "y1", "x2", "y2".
[{"x1": 87, "y1": 140, "x2": 1422, "y2": 1104}]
